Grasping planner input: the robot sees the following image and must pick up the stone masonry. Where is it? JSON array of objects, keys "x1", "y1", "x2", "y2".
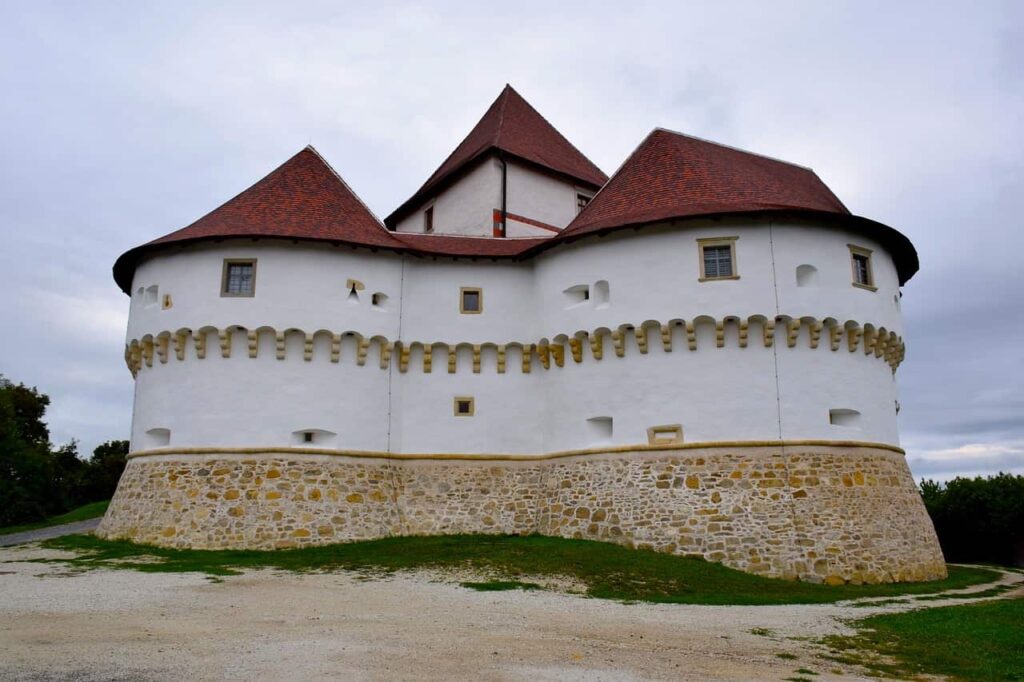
[{"x1": 96, "y1": 444, "x2": 947, "y2": 584}]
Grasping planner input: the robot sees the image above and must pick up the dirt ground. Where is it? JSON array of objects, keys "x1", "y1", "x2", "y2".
[{"x1": 0, "y1": 544, "x2": 1020, "y2": 682}]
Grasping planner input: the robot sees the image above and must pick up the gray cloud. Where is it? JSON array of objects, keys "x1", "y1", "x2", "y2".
[{"x1": 0, "y1": 1, "x2": 1019, "y2": 479}]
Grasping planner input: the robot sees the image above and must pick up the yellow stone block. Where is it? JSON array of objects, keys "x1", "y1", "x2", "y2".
[
  {"x1": 292, "y1": 529, "x2": 311, "y2": 538},
  {"x1": 224, "y1": 489, "x2": 240, "y2": 500},
  {"x1": 685, "y1": 475, "x2": 700, "y2": 489},
  {"x1": 266, "y1": 491, "x2": 282, "y2": 500},
  {"x1": 347, "y1": 493, "x2": 364, "y2": 503}
]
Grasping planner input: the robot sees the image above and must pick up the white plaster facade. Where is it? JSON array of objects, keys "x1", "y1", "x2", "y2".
[
  {"x1": 125, "y1": 215, "x2": 905, "y2": 455},
  {"x1": 393, "y1": 157, "x2": 587, "y2": 237}
]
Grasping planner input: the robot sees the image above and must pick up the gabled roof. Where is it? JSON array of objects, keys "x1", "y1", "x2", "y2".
[
  {"x1": 113, "y1": 146, "x2": 404, "y2": 291},
  {"x1": 556, "y1": 128, "x2": 918, "y2": 284},
  {"x1": 384, "y1": 85, "x2": 608, "y2": 228}
]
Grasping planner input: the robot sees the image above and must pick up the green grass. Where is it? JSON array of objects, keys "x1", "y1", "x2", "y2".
[
  {"x1": 460, "y1": 580, "x2": 542, "y2": 592},
  {"x1": 824, "y1": 597, "x2": 1024, "y2": 681},
  {"x1": 0, "y1": 501, "x2": 109, "y2": 536},
  {"x1": 34, "y1": 533, "x2": 999, "y2": 605}
]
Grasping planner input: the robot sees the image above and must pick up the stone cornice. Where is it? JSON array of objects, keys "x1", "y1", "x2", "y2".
[
  {"x1": 127, "y1": 439, "x2": 907, "y2": 461},
  {"x1": 124, "y1": 315, "x2": 906, "y2": 377}
]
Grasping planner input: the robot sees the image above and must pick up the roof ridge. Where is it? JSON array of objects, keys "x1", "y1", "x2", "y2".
[
  {"x1": 502, "y1": 85, "x2": 606, "y2": 180},
  {"x1": 567, "y1": 129, "x2": 660, "y2": 231},
  {"x1": 652, "y1": 127, "x2": 815, "y2": 172},
  {"x1": 302, "y1": 144, "x2": 391, "y2": 231}
]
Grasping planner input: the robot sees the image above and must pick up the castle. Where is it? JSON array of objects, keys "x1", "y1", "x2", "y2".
[{"x1": 98, "y1": 85, "x2": 946, "y2": 584}]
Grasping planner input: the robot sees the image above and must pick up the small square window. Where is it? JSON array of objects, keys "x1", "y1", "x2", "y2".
[
  {"x1": 222, "y1": 259, "x2": 257, "y2": 297},
  {"x1": 848, "y1": 245, "x2": 876, "y2": 290},
  {"x1": 303, "y1": 431, "x2": 314, "y2": 443},
  {"x1": 460, "y1": 287, "x2": 482, "y2": 314},
  {"x1": 424, "y1": 206, "x2": 434, "y2": 233},
  {"x1": 698, "y1": 237, "x2": 739, "y2": 281},
  {"x1": 454, "y1": 397, "x2": 475, "y2": 416},
  {"x1": 576, "y1": 193, "x2": 592, "y2": 214}
]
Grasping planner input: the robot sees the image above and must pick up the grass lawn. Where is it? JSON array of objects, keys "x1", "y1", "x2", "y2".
[
  {"x1": 824, "y1": 597, "x2": 1024, "y2": 681},
  {"x1": 0, "y1": 501, "x2": 109, "y2": 536},
  {"x1": 38, "y1": 533, "x2": 997, "y2": 605}
]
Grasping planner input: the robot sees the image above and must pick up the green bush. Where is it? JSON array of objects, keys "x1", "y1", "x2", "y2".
[{"x1": 921, "y1": 474, "x2": 1024, "y2": 567}]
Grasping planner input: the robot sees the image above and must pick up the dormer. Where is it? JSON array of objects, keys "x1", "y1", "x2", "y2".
[{"x1": 385, "y1": 85, "x2": 607, "y2": 239}]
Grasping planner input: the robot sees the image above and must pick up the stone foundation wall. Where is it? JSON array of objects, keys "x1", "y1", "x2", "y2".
[{"x1": 96, "y1": 444, "x2": 947, "y2": 584}]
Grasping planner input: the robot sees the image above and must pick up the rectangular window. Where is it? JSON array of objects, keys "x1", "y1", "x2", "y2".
[
  {"x1": 423, "y1": 205, "x2": 434, "y2": 233},
  {"x1": 576, "y1": 193, "x2": 592, "y2": 214},
  {"x1": 697, "y1": 237, "x2": 739, "y2": 281},
  {"x1": 460, "y1": 287, "x2": 482, "y2": 314},
  {"x1": 221, "y1": 259, "x2": 257, "y2": 297},
  {"x1": 454, "y1": 397, "x2": 475, "y2": 416},
  {"x1": 848, "y1": 245, "x2": 875, "y2": 290}
]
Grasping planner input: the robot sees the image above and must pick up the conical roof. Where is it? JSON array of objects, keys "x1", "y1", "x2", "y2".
[
  {"x1": 113, "y1": 146, "x2": 402, "y2": 291},
  {"x1": 556, "y1": 128, "x2": 917, "y2": 283},
  {"x1": 385, "y1": 85, "x2": 607, "y2": 227},
  {"x1": 563, "y1": 128, "x2": 849, "y2": 238}
]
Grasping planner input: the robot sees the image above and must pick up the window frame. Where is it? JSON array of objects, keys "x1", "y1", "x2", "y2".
[
  {"x1": 697, "y1": 236, "x2": 740, "y2": 282},
  {"x1": 847, "y1": 244, "x2": 877, "y2": 291},
  {"x1": 220, "y1": 258, "x2": 258, "y2": 298},
  {"x1": 459, "y1": 287, "x2": 483, "y2": 314},
  {"x1": 423, "y1": 204, "x2": 434, "y2": 234},
  {"x1": 575, "y1": 192, "x2": 593, "y2": 215},
  {"x1": 453, "y1": 396, "x2": 475, "y2": 417}
]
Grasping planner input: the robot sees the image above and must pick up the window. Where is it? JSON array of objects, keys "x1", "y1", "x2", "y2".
[
  {"x1": 454, "y1": 397, "x2": 475, "y2": 416},
  {"x1": 829, "y1": 408, "x2": 862, "y2": 427},
  {"x1": 221, "y1": 259, "x2": 257, "y2": 297},
  {"x1": 371, "y1": 292, "x2": 387, "y2": 309},
  {"x1": 161, "y1": 293, "x2": 173, "y2": 310},
  {"x1": 303, "y1": 431, "x2": 314, "y2": 443},
  {"x1": 576, "y1": 193, "x2": 592, "y2": 214},
  {"x1": 460, "y1": 287, "x2": 482, "y2": 314},
  {"x1": 423, "y1": 205, "x2": 434, "y2": 233},
  {"x1": 647, "y1": 424, "x2": 683, "y2": 445},
  {"x1": 848, "y1": 245, "x2": 875, "y2": 290},
  {"x1": 697, "y1": 237, "x2": 739, "y2": 281}
]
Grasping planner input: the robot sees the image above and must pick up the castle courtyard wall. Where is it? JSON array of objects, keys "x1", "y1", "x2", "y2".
[{"x1": 97, "y1": 443, "x2": 947, "y2": 584}]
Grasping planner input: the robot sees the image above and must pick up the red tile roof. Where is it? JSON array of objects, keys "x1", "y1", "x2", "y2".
[
  {"x1": 384, "y1": 85, "x2": 608, "y2": 228},
  {"x1": 113, "y1": 147, "x2": 405, "y2": 291},
  {"x1": 393, "y1": 233, "x2": 548, "y2": 258},
  {"x1": 562, "y1": 128, "x2": 849, "y2": 238},
  {"x1": 554, "y1": 128, "x2": 917, "y2": 283},
  {"x1": 150, "y1": 146, "x2": 399, "y2": 249},
  {"x1": 114, "y1": 126, "x2": 919, "y2": 293}
]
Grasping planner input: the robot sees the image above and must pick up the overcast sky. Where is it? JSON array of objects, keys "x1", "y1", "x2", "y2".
[{"x1": 0, "y1": 1, "x2": 1020, "y2": 480}]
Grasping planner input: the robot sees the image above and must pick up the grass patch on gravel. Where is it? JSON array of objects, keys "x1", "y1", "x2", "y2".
[
  {"x1": 0, "y1": 501, "x2": 109, "y2": 537},
  {"x1": 823, "y1": 597, "x2": 1024, "y2": 681},
  {"x1": 37, "y1": 533, "x2": 998, "y2": 605},
  {"x1": 460, "y1": 580, "x2": 543, "y2": 592}
]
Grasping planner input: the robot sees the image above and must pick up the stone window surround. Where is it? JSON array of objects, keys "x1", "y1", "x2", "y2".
[
  {"x1": 697, "y1": 236, "x2": 740, "y2": 282},
  {"x1": 848, "y1": 244, "x2": 878, "y2": 292},
  {"x1": 460, "y1": 287, "x2": 483, "y2": 314},
  {"x1": 221, "y1": 258, "x2": 258, "y2": 298},
  {"x1": 453, "y1": 396, "x2": 475, "y2": 416}
]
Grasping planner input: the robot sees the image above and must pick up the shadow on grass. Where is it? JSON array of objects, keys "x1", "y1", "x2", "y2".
[{"x1": 34, "y1": 533, "x2": 999, "y2": 606}]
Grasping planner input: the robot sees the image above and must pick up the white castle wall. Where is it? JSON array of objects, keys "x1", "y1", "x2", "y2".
[
  {"x1": 505, "y1": 160, "x2": 585, "y2": 231},
  {"x1": 391, "y1": 157, "x2": 588, "y2": 237},
  {"x1": 126, "y1": 216, "x2": 905, "y2": 454},
  {"x1": 393, "y1": 159, "x2": 499, "y2": 236}
]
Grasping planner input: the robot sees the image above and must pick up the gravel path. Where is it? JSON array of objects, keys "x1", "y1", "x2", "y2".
[
  {"x1": 0, "y1": 543, "x2": 1019, "y2": 681},
  {"x1": 0, "y1": 519, "x2": 102, "y2": 547}
]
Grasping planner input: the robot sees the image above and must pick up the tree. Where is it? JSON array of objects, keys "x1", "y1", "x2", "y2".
[
  {"x1": 921, "y1": 473, "x2": 1024, "y2": 567},
  {"x1": 78, "y1": 440, "x2": 129, "y2": 502},
  {"x1": 0, "y1": 376, "x2": 56, "y2": 525}
]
